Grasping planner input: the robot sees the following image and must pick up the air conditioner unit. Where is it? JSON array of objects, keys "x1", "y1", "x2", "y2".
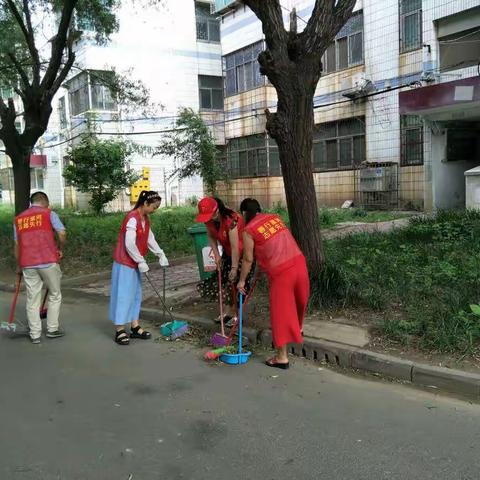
[
  {"x1": 342, "y1": 73, "x2": 376, "y2": 99},
  {"x1": 359, "y1": 167, "x2": 395, "y2": 192}
]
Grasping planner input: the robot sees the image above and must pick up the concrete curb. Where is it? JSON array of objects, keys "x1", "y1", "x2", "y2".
[
  {"x1": 141, "y1": 305, "x2": 480, "y2": 401},
  {"x1": 261, "y1": 332, "x2": 480, "y2": 401}
]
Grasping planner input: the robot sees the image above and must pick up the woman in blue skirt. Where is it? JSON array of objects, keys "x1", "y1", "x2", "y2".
[{"x1": 109, "y1": 190, "x2": 169, "y2": 345}]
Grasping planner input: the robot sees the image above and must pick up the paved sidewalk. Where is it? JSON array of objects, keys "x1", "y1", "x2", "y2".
[{"x1": 70, "y1": 262, "x2": 200, "y2": 303}]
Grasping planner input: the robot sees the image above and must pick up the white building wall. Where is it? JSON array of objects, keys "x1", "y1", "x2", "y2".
[{"x1": 36, "y1": 0, "x2": 224, "y2": 211}]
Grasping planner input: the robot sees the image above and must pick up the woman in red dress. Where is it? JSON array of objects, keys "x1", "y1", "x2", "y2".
[
  {"x1": 196, "y1": 197, "x2": 244, "y2": 324},
  {"x1": 237, "y1": 198, "x2": 310, "y2": 369}
]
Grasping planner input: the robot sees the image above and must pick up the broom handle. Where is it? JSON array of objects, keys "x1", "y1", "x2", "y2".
[
  {"x1": 8, "y1": 273, "x2": 22, "y2": 325},
  {"x1": 218, "y1": 268, "x2": 225, "y2": 337},
  {"x1": 228, "y1": 268, "x2": 260, "y2": 341},
  {"x1": 41, "y1": 289, "x2": 49, "y2": 310},
  {"x1": 162, "y1": 267, "x2": 166, "y2": 323},
  {"x1": 238, "y1": 293, "x2": 244, "y2": 354},
  {"x1": 145, "y1": 273, "x2": 175, "y2": 323}
]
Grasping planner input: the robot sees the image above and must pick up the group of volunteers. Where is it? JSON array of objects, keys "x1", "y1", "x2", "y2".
[{"x1": 14, "y1": 190, "x2": 309, "y2": 369}]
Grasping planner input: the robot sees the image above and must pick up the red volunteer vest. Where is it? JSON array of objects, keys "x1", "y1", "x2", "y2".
[
  {"x1": 15, "y1": 207, "x2": 59, "y2": 268},
  {"x1": 245, "y1": 213, "x2": 304, "y2": 276},
  {"x1": 206, "y1": 212, "x2": 244, "y2": 257},
  {"x1": 113, "y1": 209, "x2": 150, "y2": 269}
]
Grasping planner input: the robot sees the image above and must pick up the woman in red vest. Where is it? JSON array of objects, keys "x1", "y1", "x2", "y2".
[
  {"x1": 196, "y1": 197, "x2": 244, "y2": 325},
  {"x1": 109, "y1": 190, "x2": 169, "y2": 345},
  {"x1": 237, "y1": 198, "x2": 310, "y2": 369}
]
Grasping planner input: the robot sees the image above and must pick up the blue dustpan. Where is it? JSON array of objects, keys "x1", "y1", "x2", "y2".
[{"x1": 220, "y1": 293, "x2": 251, "y2": 365}]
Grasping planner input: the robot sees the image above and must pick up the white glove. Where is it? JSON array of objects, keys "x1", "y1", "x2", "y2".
[
  {"x1": 138, "y1": 262, "x2": 149, "y2": 273},
  {"x1": 158, "y1": 251, "x2": 169, "y2": 267}
]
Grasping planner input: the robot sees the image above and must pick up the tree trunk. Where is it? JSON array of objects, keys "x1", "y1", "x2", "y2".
[
  {"x1": 267, "y1": 81, "x2": 324, "y2": 274},
  {"x1": 11, "y1": 148, "x2": 32, "y2": 214},
  {"x1": 3, "y1": 127, "x2": 32, "y2": 214}
]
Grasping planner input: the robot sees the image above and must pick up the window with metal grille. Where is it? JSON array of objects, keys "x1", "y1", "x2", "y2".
[
  {"x1": 224, "y1": 41, "x2": 264, "y2": 96},
  {"x1": 227, "y1": 134, "x2": 269, "y2": 178},
  {"x1": 195, "y1": 2, "x2": 220, "y2": 43},
  {"x1": 58, "y1": 97, "x2": 68, "y2": 129},
  {"x1": 401, "y1": 115, "x2": 423, "y2": 166},
  {"x1": 199, "y1": 75, "x2": 224, "y2": 110},
  {"x1": 322, "y1": 11, "x2": 364, "y2": 74},
  {"x1": 312, "y1": 117, "x2": 365, "y2": 171},
  {"x1": 30, "y1": 168, "x2": 44, "y2": 190},
  {"x1": 400, "y1": 0, "x2": 422, "y2": 53}
]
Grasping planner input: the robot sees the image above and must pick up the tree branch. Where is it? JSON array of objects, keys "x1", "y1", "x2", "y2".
[
  {"x1": 301, "y1": 0, "x2": 356, "y2": 55},
  {"x1": 7, "y1": 52, "x2": 31, "y2": 90},
  {"x1": 4, "y1": 0, "x2": 41, "y2": 85},
  {"x1": 41, "y1": 0, "x2": 79, "y2": 91},
  {"x1": 242, "y1": 0, "x2": 288, "y2": 54},
  {"x1": 22, "y1": 0, "x2": 41, "y2": 86},
  {"x1": 50, "y1": 43, "x2": 76, "y2": 95}
]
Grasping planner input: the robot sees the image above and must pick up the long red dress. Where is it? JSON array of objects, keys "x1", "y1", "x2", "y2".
[{"x1": 244, "y1": 213, "x2": 310, "y2": 347}]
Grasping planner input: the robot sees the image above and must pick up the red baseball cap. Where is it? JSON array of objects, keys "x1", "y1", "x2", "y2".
[{"x1": 195, "y1": 197, "x2": 218, "y2": 223}]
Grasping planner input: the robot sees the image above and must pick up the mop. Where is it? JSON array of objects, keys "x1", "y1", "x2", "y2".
[{"x1": 144, "y1": 271, "x2": 188, "y2": 340}]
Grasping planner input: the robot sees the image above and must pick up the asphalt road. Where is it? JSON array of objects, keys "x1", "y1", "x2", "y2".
[{"x1": 1, "y1": 292, "x2": 479, "y2": 480}]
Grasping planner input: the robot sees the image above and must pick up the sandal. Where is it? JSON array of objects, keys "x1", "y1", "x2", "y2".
[
  {"x1": 265, "y1": 357, "x2": 290, "y2": 370},
  {"x1": 130, "y1": 325, "x2": 152, "y2": 339},
  {"x1": 115, "y1": 330, "x2": 130, "y2": 346},
  {"x1": 215, "y1": 314, "x2": 233, "y2": 325},
  {"x1": 225, "y1": 316, "x2": 238, "y2": 328}
]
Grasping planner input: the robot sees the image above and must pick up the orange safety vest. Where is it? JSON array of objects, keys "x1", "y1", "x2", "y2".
[
  {"x1": 15, "y1": 207, "x2": 59, "y2": 268},
  {"x1": 113, "y1": 209, "x2": 150, "y2": 269},
  {"x1": 244, "y1": 213, "x2": 304, "y2": 276}
]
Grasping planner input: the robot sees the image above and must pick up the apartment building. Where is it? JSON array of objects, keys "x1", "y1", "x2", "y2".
[
  {"x1": 1, "y1": 0, "x2": 224, "y2": 209},
  {"x1": 214, "y1": 0, "x2": 480, "y2": 211}
]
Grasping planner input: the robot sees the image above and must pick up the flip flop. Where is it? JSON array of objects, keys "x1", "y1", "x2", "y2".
[{"x1": 265, "y1": 357, "x2": 290, "y2": 370}]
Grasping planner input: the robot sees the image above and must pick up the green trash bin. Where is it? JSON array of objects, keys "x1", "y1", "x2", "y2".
[{"x1": 187, "y1": 223, "x2": 216, "y2": 281}]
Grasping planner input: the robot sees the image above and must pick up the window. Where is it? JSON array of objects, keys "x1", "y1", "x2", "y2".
[
  {"x1": 322, "y1": 11, "x2": 364, "y2": 73},
  {"x1": 224, "y1": 41, "x2": 264, "y2": 96},
  {"x1": 227, "y1": 135, "x2": 268, "y2": 178},
  {"x1": 91, "y1": 78, "x2": 117, "y2": 111},
  {"x1": 30, "y1": 168, "x2": 44, "y2": 190},
  {"x1": 67, "y1": 70, "x2": 118, "y2": 116},
  {"x1": 68, "y1": 72, "x2": 89, "y2": 117},
  {"x1": 199, "y1": 75, "x2": 224, "y2": 110},
  {"x1": 400, "y1": 115, "x2": 423, "y2": 166},
  {"x1": 400, "y1": 0, "x2": 422, "y2": 52},
  {"x1": 0, "y1": 87, "x2": 13, "y2": 100},
  {"x1": 195, "y1": 2, "x2": 220, "y2": 43},
  {"x1": 312, "y1": 117, "x2": 365, "y2": 171},
  {"x1": 58, "y1": 97, "x2": 67, "y2": 129}
]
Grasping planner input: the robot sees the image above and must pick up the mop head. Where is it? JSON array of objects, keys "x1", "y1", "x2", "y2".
[
  {"x1": 0, "y1": 322, "x2": 17, "y2": 333},
  {"x1": 160, "y1": 320, "x2": 188, "y2": 340}
]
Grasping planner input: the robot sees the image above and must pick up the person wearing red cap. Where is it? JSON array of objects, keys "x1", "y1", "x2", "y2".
[
  {"x1": 237, "y1": 198, "x2": 310, "y2": 370},
  {"x1": 196, "y1": 197, "x2": 244, "y2": 325}
]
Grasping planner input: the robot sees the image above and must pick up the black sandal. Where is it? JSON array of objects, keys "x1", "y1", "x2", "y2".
[
  {"x1": 130, "y1": 325, "x2": 152, "y2": 339},
  {"x1": 265, "y1": 357, "x2": 290, "y2": 370},
  {"x1": 115, "y1": 330, "x2": 130, "y2": 345}
]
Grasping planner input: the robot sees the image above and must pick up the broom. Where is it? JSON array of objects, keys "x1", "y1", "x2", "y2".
[
  {"x1": 0, "y1": 273, "x2": 22, "y2": 333},
  {"x1": 204, "y1": 269, "x2": 260, "y2": 360}
]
